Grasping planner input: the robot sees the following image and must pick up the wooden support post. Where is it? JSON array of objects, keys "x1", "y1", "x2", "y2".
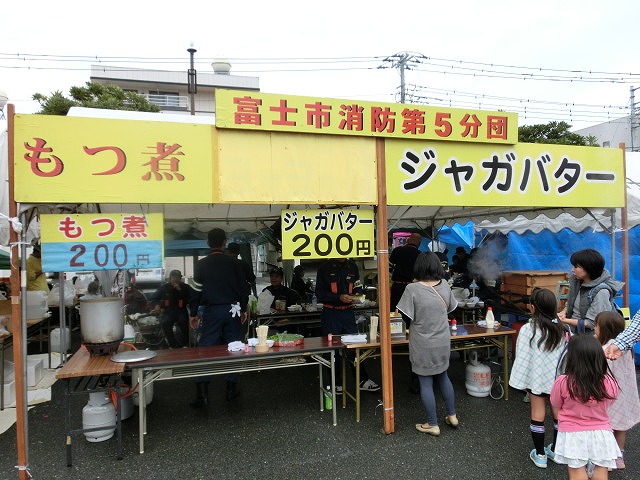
[
  {"x1": 375, "y1": 138, "x2": 394, "y2": 434},
  {"x1": 8, "y1": 103, "x2": 30, "y2": 479}
]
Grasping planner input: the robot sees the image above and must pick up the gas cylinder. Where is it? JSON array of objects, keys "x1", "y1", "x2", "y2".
[
  {"x1": 82, "y1": 391, "x2": 116, "y2": 442},
  {"x1": 465, "y1": 351, "x2": 491, "y2": 397}
]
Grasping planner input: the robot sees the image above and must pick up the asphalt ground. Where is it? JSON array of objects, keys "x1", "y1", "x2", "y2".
[{"x1": 1, "y1": 339, "x2": 638, "y2": 480}]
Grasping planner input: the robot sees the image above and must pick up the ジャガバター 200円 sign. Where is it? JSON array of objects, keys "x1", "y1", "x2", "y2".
[{"x1": 280, "y1": 209, "x2": 374, "y2": 260}]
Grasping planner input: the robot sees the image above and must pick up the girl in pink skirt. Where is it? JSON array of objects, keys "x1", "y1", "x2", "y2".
[{"x1": 550, "y1": 334, "x2": 621, "y2": 479}]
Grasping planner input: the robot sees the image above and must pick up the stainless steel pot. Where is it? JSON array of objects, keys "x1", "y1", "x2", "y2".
[{"x1": 79, "y1": 297, "x2": 125, "y2": 345}]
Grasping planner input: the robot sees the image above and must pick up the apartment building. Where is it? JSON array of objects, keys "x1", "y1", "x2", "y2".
[{"x1": 90, "y1": 61, "x2": 259, "y2": 116}]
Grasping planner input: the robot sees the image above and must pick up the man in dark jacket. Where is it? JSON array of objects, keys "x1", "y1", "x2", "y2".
[
  {"x1": 261, "y1": 266, "x2": 301, "y2": 309},
  {"x1": 151, "y1": 270, "x2": 191, "y2": 348},
  {"x1": 316, "y1": 258, "x2": 380, "y2": 392},
  {"x1": 188, "y1": 228, "x2": 250, "y2": 407}
]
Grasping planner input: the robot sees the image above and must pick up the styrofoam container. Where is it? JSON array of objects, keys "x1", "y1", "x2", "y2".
[
  {"x1": 26, "y1": 357, "x2": 43, "y2": 387},
  {"x1": 2, "y1": 379, "x2": 16, "y2": 405},
  {"x1": 3, "y1": 360, "x2": 15, "y2": 382}
]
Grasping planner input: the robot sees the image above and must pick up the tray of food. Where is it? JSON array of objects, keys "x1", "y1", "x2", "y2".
[{"x1": 268, "y1": 333, "x2": 304, "y2": 347}]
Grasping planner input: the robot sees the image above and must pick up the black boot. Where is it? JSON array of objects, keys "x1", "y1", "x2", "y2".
[
  {"x1": 226, "y1": 381, "x2": 239, "y2": 401},
  {"x1": 190, "y1": 383, "x2": 208, "y2": 408}
]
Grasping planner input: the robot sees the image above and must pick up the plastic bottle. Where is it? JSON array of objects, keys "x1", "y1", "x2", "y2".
[
  {"x1": 311, "y1": 293, "x2": 318, "y2": 310},
  {"x1": 450, "y1": 319, "x2": 457, "y2": 331},
  {"x1": 324, "y1": 386, "x2": 333, "y2": 410},
  {"x1": 485, "y1": 307, "x2": 495, "y2": 328}
]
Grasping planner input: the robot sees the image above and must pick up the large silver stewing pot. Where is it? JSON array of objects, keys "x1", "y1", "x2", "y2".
[{"x1": 79, "y1": 297, "x2": 125, "y2": 354}]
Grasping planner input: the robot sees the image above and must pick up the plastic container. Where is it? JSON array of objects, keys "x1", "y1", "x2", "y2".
[
  {"x1": 485, "y1": 307, "x2": 495, "y2": 329},
  {"x1": 26, "y1": 291, "x2": 48, "y2": 320},
  {"x1": 311, "y1": 293, "x2": 318, "y2": 310},
  {"x1": 118, "y1": 386, "x2": 134, "y2": 421},
  {"x1": 82, "y1": 391, "x2": 116, "y2": 442},
  {"x1": 465, "y1": 351, "x2": 491, "y2": 397},
  {"x1": 324, "y1": 386, "x2": 333, "y2": 410},
  {"x1": 49, "y1": 327, "x2": 71, "y2": 353},
  {"x1": 131, "y1": 368, "x2": 154, "y2": 406}
]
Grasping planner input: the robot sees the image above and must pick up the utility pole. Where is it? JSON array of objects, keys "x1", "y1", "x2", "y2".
[
  {"x1": 379, "y1": 52, "x2": 425, "y2": 103},
  {"x1": 187, "y1": 45, "x2": 197, "y2": 116},
  {"x1": 630, "y1": 86, "x2": 640, "y2": 152}
]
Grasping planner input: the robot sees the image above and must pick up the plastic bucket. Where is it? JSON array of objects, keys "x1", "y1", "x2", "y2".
[{"x1": 49, "y1": 327, "x2": 71, "y2": 352}]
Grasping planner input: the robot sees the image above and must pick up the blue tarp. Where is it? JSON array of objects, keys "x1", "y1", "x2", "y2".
[{"x1": 489, "y1": 227, "x2": 640, "y2": 314}]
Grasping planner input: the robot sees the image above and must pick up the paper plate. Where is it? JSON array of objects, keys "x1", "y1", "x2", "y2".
[{"x1": 110, "y1": 349, "x2": 158, "y2": 363}]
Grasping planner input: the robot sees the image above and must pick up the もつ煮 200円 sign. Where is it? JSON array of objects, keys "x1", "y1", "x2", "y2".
[{"x1": 39, "y1": 213, "x2": 164, "y2": 272}]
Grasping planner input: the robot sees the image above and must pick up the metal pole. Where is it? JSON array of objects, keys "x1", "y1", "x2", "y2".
[
  {"x1": 187, "y1": 47, "x2": 197, "y2": 116},
  {"x1": 630, "y1": 87, "x2": 635, "y2": 153}
]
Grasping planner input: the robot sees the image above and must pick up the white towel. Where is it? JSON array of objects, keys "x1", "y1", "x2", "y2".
[{"x1": 227, "y1": 341, "x2": 245, "y2": 352}]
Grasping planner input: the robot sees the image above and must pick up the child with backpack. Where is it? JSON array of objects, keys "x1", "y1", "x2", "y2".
[
  {"x1": 550, "y1": 334, "x2": 621, "y2": 479},
  {"x1": 595, "y1": 311, "x2": 640, "y2": 470},
  {"x1": 558, "y1": 249, "x2": 623, "y2": 334},
  {"x1": 509, "y1": 288, "x2": 568, "y2": 468}
]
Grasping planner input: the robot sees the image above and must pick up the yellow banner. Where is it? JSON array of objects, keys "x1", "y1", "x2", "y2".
[
  {"x1": 216, "y1": 90, "x2": 517, "y2": 144},
  {"x1": 281, "y1": 209, "x2": 375, "y2": 260},
  {"x1": 386, "y1": 140, "x2": 625, "y2": 207},
  {"x1": 40, "y1": 213, "x2": 164, "y2": 271},
  {"x1": 14, "y1": 115, "x2": 214, "y2": 203},
  {"x1": 215, "y1": 130, "x2": 377, "y2": 203}
]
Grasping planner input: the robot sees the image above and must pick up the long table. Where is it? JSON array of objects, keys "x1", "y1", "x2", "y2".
[
  {"x1": 342, "y1": 324, "x2": 516, "y2": 422},
  {"x1": 252, "y1": 305, "x2": 377, "y2": 330},
  {"x1": 131, "y1": 337, "x2": 342, "y2": 453}
]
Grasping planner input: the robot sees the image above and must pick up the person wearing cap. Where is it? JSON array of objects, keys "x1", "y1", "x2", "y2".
[
  {"x1": 291, "y1": 265, "x2": 314, "y2": 302},
  {"x1": 315, "y1": 257, "x2": 380, "y2": 392},
  {"x1": 188, "y1": 228, "x2": 250, "y2": 407},
  {"x1": 262, "y1": 266, "x2": 301, "y2": 309},
  {"x1": 26, "y1": 243, "x2": 49, "y2": 293},
  {"x1": 150, "y1": 270, "x2": 191, "y2": 349}
]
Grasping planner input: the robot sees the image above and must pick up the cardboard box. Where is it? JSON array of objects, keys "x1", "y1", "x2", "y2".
[{"x1": 0, "y1": 299, "x2": 10, "y2": 315}]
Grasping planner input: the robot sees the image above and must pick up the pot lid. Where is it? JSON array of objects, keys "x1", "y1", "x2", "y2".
[{"x1": 110, "y1": 349, "x2": 157, "y2": 363}]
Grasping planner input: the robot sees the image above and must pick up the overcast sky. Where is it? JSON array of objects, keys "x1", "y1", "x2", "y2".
[{"x1": 2, "y1": 0, "x2": 639, "y2": 130}]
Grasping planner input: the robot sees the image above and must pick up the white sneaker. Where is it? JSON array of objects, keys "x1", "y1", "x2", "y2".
[{"x1": 359, "y1": 379, "x2": 381, "y2": 392}]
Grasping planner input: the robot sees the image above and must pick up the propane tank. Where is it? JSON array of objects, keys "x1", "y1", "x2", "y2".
[
  {"x1": 82, "y1": 391, "x2": 116, "y2": 442},
  {"x1": 465, "y1": 351, "x2": 491, "y2": 397}
]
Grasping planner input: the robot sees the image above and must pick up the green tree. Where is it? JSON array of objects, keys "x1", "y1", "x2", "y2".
[
  {"x1": 32, "y1": 81, "x2": 160, "y2": 115},
  {"x1": 518, "y1": 121, "x2": 598, "y2": 146}
]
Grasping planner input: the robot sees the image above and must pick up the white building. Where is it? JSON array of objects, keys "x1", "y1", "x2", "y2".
[
  {"x1": 90, "y1": 61, "x2": 260, "y2": 116},
  {"x1": 575, "y1": 115, "x2": 639, "y2": 151}
]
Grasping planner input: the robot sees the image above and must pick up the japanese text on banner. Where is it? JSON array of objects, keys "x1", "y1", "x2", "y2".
[
  {"x1": 281, "y1": 209, "x2": 375, "y2": 260},
  {"x1": 385, "y1": 140, "x2": 624, "y2": 207},
  {"x1": 39, "y1": 213, "x2": 164, "y2": 272},
  {"x1": 216, "y1": 89, "x2": 517, "y2": 145}
]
